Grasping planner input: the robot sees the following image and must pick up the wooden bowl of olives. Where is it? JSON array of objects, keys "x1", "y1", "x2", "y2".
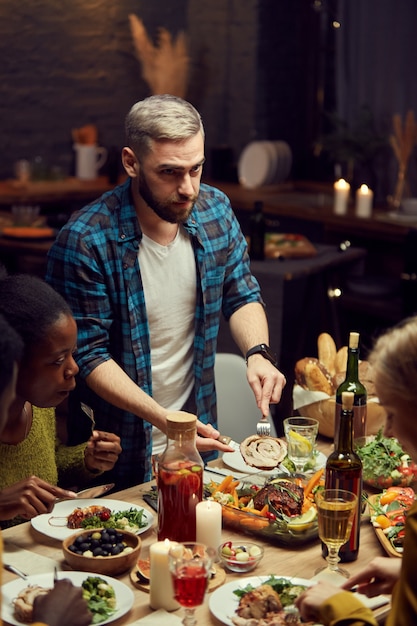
[{"x1": 62, "y1": 527, "x2": 141, "y2": 576}]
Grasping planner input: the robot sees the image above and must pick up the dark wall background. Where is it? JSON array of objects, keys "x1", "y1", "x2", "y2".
[
  {"x1": 0, "y1": 0, "x2": 416, "y2": 193},
  {"x1": 0, "y1": 0, "x2": 322, "y2": 181}
]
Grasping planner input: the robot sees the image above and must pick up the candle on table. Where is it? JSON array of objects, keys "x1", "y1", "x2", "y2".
[
  {"x1": 355, "y1": 184, "x2": 373, "y2": 218},
  {"x1": 149, "y1": 539, "x2": 180, "y2": 611},
  {"x1": 333, "y1": 178, "x2": 350, "y2": 215},
  {"x1": 196, "y1": 500, "x2": 222, "y2": 551}
]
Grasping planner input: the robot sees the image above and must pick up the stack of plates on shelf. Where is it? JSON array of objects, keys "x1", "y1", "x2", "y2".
[{"x1": 238, "y1": 140, "x2": 292, "y2": 189}]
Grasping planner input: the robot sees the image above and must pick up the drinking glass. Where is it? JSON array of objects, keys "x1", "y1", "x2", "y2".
[
  {"x1": 168, "y1": 542, "x2": 215, "y2": 626},
  {"x1": 315, "y1": 489, "x2": 358, "y2": 578},
  {"x1": 283, "y1": 417, "x2": 319, "y2": 472}
]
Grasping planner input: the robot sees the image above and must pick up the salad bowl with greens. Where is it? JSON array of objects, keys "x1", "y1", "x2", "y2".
[{"x1": 355, "y1": 430, "x2": 417, "y2": 489}]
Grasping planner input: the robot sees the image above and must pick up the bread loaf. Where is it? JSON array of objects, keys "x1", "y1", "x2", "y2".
[
  {"x1": 317, "y1": 332, "x2": 337, "y2": 376},
  {"x1": 294, "y1": 357, "x2": 334, "y2": 395},
  {"x1": 358, "y1": 360, "x2": 377, "y2": 396},
  {"x1": 335, "y1": 346, "x2": 348, "y2": 374}
]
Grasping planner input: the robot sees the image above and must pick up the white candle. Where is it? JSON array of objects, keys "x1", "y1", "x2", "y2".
[
  {"x1": 333, "y1": 178, "x2": 350, "y2": 215},
  {"x1": 355, "y1": 184, "x2": 373, "y2": 218},
  {"x1": 149, "y1": 539, "x2": 180, "y2": 611},
  {"x1": 196, "y1": 500, "x2": 222, "y2": 551}
]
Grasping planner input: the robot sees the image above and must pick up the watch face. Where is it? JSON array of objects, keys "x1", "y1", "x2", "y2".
[
  {"x1": 246, "y1": 344, "x2": 277, "y2": 367},
  {"x1": 263, "y1": 347, "x2": 277, "y2": 364}
]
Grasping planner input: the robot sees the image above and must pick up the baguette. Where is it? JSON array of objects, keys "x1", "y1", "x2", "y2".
[
  {"x1": 317, "y1": 332, "x2": 337, "y2": 376},
  {"x1": 335, "y1": 346, "x2": 348, "y2": 374}
]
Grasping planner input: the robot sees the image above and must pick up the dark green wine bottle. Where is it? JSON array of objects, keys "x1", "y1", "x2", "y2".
[
  {"x1": 249, "y1": 201, "x2": 266, "y2": 260},
  {"x1": 325, "y1": 391, "x2": 363, "y2": 562},
  {"x1": 335, "y1": 331, "x2": 367, "y2": 443}
]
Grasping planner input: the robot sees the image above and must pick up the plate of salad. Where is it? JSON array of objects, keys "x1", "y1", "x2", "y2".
[
  {"x1": 1, "y1": 571, "x2": 134, "y2": 625},
  {"x1": 31, "y1": 499, "x2": 154, "y2": 541},
  {"x1": 355, "y1": 431, "x2": 417, "y2": 489},
  {"x1": 367, "y1": 486, "x2": 416, "y2": 557}
]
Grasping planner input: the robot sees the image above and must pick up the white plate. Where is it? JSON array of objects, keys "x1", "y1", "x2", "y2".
[
  {"x1": 222, "y1": 449, "x2": 327, "y2": 475},
  {"x1": 31, "y1": 498, "x2": 154, "y2": 541},
  {"x1": 238, "y1": 141, "x2": 273, "y2": 188},
  {"x1": 1, "y1": 570, "x2": 134, "y2": 626},
  {"x1": 209, "y1": 575, "x2": 315, "y2": 626}
]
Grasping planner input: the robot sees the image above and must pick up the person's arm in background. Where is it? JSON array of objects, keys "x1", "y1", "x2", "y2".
[{"x1": 229, "y1": 302, "x2": 286, "y2": 417}]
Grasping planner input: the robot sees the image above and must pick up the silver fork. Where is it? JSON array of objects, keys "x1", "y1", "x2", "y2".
[
  {"x1": 81, "y1": 402, "x2": 96, "y2": 433},
  {"x1": 256, "y1": 414, "x2": 271, "y2": 437}
]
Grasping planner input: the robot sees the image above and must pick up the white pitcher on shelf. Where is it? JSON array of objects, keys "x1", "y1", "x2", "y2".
[{"x1": 74, "y1": 143, "x2": 107, "y2": 180}]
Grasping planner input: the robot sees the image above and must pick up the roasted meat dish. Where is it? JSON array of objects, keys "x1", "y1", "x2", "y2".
[{"x1": 253, "y1": 481, "x2": 304, "y2": 518}]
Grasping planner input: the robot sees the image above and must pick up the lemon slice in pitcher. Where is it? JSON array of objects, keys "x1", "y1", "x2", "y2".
[{"x1": 288, "y1": 430, "x2": 313, "y2": 456}]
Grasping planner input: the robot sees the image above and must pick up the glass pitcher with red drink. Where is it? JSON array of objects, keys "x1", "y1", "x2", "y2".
[{"x1": 157, "y1": 411, "x2": 203, "y2": 542}]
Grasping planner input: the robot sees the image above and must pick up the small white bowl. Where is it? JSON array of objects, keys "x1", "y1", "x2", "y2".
[{"x1": 401, "y1": 198, "x2": 417, "y2": 215}]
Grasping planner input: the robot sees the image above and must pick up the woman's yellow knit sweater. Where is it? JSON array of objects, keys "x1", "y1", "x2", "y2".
[{"x1": 0, "y1": 406, "x2": 102, "y2": 528}]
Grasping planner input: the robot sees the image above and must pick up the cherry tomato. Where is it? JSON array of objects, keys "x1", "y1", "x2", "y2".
[
  {"x1": 100, "y1": 510, "x2": 111, "y2": 521},
  {"x1": 266, "y1": 512, "x2": 277, "y2": 521}
]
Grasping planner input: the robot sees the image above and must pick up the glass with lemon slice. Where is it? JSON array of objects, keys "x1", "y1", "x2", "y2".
[{"x1": 283, "y1": 417, "x2": 319, "y2": 472}]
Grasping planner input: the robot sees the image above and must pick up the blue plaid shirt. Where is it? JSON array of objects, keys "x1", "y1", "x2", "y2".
[{"x1": 45, "y1": 179, "x2": 261, "y2": 488}]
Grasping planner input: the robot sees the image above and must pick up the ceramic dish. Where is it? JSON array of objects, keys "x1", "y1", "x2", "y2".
[
  {"x1": 1, "y1": 570, "x2": 134, "y2": 626},
  {"x1": 31, "y1": 498, "x2": 154, "y2": 541},
  {"x1": 367, "y1": 493, "x2": 412, "y2": 558},
  {"x1": 209, "y1": 576, "x2": 314, "y2": 626},
  {"x1": 208, "y1": 575, "x2": 389, "y2": 625},
  {"x1": 63, "y1": 527, "x2": 142, "y2": 575},
  {"x1": 222, "y1": 449, "x2": 326, "y2": 475}
]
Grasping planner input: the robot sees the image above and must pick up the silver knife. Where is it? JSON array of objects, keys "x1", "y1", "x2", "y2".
[
  {"x1": 75, "y1": 483, "x2": 115, "y2": 498},
  {"x1": 56, "y1": 483, "x2": 115, "y2": 502},
  {"x1": 3, "y1": 564, "x2": 28, "y2": 580}
]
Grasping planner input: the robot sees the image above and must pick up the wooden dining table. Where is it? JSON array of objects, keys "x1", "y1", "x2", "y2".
[{"x1": 2, "y1": 441, "x2": 391, "y2": 625}]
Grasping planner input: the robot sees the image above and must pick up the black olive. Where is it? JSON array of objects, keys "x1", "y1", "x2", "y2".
[
  {"x1": 75, "y1": 536, "x2": 86, "y2": 545},
  {"x1": 93, "y1": 547, "x2": 105, "y2": 557}
]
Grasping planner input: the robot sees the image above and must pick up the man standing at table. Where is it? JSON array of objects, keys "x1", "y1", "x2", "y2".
[{"x1": 45, "y1": 94, "x2": 286, "y2": 489}]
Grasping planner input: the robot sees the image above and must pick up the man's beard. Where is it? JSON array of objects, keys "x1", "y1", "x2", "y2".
[{"x1": 138, "y1": 169, "x2": 197, "y2": 224}]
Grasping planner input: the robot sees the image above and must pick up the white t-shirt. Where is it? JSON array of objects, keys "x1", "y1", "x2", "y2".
[{"x1": 138, "y1": 226, "x2": 196, "y2": 455}]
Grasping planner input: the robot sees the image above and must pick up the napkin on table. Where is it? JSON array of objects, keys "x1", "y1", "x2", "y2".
[
  {"x1": 128, "y1": 609, "x2": 182, "y2": 625},
  {"x1": 3, "y1": 540, "x2": 58, "y2": 576}
]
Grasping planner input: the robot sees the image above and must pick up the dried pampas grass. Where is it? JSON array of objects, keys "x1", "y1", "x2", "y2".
[
  {"x1": 129, "y1": 14, "x2": 189, "y2": 98},
  {"x1": 389, "y1": 110, "x2": 417, "y2": 208}
]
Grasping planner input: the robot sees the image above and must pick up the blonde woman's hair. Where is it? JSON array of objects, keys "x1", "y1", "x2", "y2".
[
  {"x1": 369, "y1": 315, "x2": 417, "y2": 406},
  {"x1": 125, "y1": 94, "x2": 204, "y2": 160}
]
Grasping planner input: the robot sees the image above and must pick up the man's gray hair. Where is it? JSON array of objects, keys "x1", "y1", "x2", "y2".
[{"x1": 125, "y1": 94, "x2": 205, "y2": 159}]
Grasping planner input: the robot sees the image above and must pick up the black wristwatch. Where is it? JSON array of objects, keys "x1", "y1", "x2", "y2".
[{"x1": 245, "y1": 343, "x2": 278, "y2": 368}]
